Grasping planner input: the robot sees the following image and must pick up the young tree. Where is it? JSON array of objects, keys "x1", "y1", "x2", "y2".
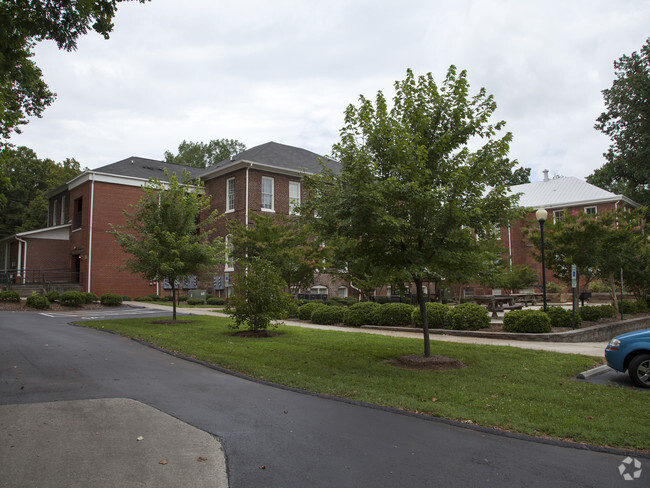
[
  {"x1": 302, "y1": 67, "x2": 524, "y2": 357},
  {"x1": 0, "y1": 0, "x2": 149, "y2": 141},
  {"x1": 227, "y1": 213, "x2": 324, "y2": 294},
  {"x1": 110, "y1": 170, "x2": 223, "y2": 320},
  {"x1": 587, "y1": 38, "x2": 650, "y2": 208},
  {"x1": 164, "y1": 139, "x2": 246, "y2": 168},
  {"x1": 228, "y1": 257, "x2": 292, "y2": 333}
]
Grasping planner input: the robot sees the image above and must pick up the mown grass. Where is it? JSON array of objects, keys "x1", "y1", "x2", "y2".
[{"x1": 84, "y1": 315, "x2": 649, "y2": 451}]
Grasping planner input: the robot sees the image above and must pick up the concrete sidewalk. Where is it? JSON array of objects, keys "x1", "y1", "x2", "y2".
[
  {"x1": 126, "y1": 302, "x2": 608, "y2": 357},
  {"x1": 0, "y1": 398, "x2": 228, "y2": 488}
]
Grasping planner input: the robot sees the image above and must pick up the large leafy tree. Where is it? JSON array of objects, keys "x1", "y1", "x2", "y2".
[
  {"x1": 0, "y1": 0, "x2": 149, "y2": 141},
  {"x1": 164, "y1": 139, "x2": 247, "y2": 168},
  {"x1": 227, "y1": 213, "x2": 323, "y2": 294},
  {"x1": 587, "y1": 38, "x2": 650, "y2": 207},
  {"x1": 0, "y1": 146, "x2": 82, "y2": 236},
  {"x1": 302, "y1": 67, "x2": 524, "y2": 357},
  {"x1": 110, "y1": 170, "x2": 223, "y2": 320}
]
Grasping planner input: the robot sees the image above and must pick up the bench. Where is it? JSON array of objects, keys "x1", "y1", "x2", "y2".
[{"x1": 501, "y1": 304, "x2": 524, "y2": 312}]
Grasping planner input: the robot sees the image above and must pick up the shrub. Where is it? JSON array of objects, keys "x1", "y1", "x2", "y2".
[
  {"x1": 187, "y1": 298, "x2": 205, "y2": 305},
  {"x1": 621, "y1": 300, "x2": 648, "y2": 314},
  {"x1": 285, "y1": 300, "x2": 300, "y2": 318},
  {"x1": 163, "y1": 295, "x2": 175, "y2": 301},
  {"x1": 178, "y1": 295, "x2": 188, "y2": 302},
  {"x1": 411, "y1": 302, "x2": 449, "y2": 329},
  {"x1": 311, "y1": 305, "x2": 346, "y2": 325},
  {"x1": 579, "y1": 305, "x2": 602, "y2": 322},
  {"x1": 133, "y1": 296, "x2": 148, "y2": 301},
  {"x1": 100, "y1": 293, "x2": 123, "y2": 306},
  {"x1": 377, "y1": 303, "x2": 414, "y2": 327},
  {"x1": 0, "y1": 290, "x2": 20, "y2": 302},
  {"x1": 546, "y1": 282, "x2": 564, "y2": 293},
  {"x1": 446, "y1": 303, "x2": 490, "y2": 330},
  {"x1": 545, "y1": 306, "x2": 581, "y2": 329},
  {"x1": 298, "y1": 302, "x2": 327, "y2": 321},
  {"x1": 60, "y1": 291, "x2": 86, "y2": 307},
  {"x1": 147, "y1": 294, "x2": 162, "y2": 301},
  {"x1": 25, "y1": 292, "x2": 49, "y2": 310},
  {"x1": 45, "y1": 291, "x2": 60, "y2": 303},
  {"x1": 207, "y1": 297, "x2": 225, "y2": 306},
  {"x1": 121, "y1": 295, "x2": 131, "y2": 301},
  {"x1": 325, "y1": 297, "x2": 348, "y2": 307},
  {"x1": 599, "y1": 304, "x2": 616, "y2": 318},
  {"x1": 503, "y1": 309, "x2": 551, "y2": 333},
  {"x1": 84, "y1": 292, "x2": 99, "y2": 303},
  {"x1": 343, "y1": 302, "x2": 381, "y2": 327}
]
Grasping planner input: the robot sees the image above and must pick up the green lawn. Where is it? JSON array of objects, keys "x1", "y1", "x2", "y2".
[{"x1": 85, "y1": 315, "x2": 649, "y2": 451}]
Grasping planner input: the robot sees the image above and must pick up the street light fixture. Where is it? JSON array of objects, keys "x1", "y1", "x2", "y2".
[{"x1": 536, "y1": 208, "x2": 548, "y2": 312}]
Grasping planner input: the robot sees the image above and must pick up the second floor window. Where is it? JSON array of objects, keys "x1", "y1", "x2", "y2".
[
  {"x1": 73, "y1": 197, "x2": 83, "y2": 229},
  {"x1": 289, "y1": 181, "x2": 300, "y2": 214},
  {"x1": 226, "y1": 178, "x2": 235, "y2": 212},
  {"x1": 261, "y1": 176, "x2": 274, "y2": 211}
]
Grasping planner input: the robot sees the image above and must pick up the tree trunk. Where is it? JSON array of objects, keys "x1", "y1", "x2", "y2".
[
  {"x1": 608, "y1": 274, "x2": 620, "y2": 318},
  {"x1": 414, "y1": 277, "x2": 430, "y2": 357}
]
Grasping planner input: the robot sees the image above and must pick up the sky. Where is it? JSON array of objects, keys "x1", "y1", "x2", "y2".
[{"x1": 9, "y1": 0, "x2": 650, "y2": 182}]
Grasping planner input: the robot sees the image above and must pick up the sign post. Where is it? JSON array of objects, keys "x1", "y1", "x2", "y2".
[{"x1": 571, "y1": 265, "x2": 577, "y2": 329}]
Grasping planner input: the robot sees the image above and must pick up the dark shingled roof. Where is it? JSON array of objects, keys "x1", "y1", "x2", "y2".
[
  {"x1": 93, "y1": 157, "x2": 204, "y2": 181},
  {"x1": 202, "y1": 142, "x2": 340, "y2": 176}
]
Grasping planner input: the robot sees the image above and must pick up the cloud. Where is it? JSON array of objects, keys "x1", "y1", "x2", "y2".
[{"x1": 9, "y1": 0, "x2": 650, "y2": 182}]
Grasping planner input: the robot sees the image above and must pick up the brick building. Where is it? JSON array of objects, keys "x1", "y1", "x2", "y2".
[
  {"x1": 0, "y1": 146, "x2": 639, "y2": 300},
  {"x1": 460, "y1": 170, "x2": 640, "y2": 298},
  {"x1": 1, "y1": 142, "x2": 351, "y2": 298}
]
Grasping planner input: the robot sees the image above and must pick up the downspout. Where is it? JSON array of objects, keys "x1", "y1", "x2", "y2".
[
  {"x1": 245, "y1": 163, "x2": 252, "y2": 229},
  {"x1": 507, "y1": 222, "x2": 512, "y2": 270},
  {"x1": 87, "y1": 174, "x2": 96, "y2": 293},
  {"x1": 16, "y1": 237, "x2": 27, "y2": 282}
]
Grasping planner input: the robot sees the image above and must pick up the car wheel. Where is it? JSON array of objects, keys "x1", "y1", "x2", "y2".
[{"x1": 628, "y1": 354, "x2": 650, "y2": 388}]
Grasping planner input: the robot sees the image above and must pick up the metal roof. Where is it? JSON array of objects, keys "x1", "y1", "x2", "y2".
[
  {"x1": 508, "y1": 176, "x2": 638, "y2": 209},
  {"x1": 93, "y1": 157, "x2": 204, "y2": 181}
]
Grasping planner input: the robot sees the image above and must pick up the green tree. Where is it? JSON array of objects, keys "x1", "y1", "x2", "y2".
[
  {"x1": 164, "y1": 139, "x2": 247, "y2": 168},
  {"x1": 587, "y1": 38, "x2": 650, "y2": 208},
  {"x1": 502, "y1": 265, "x2": 539, "y2": 293},
  {"x1": 302, "y1": 67, "x2": 524, "y2": 357},
  {"x1": 110, "y1": 170, "x2": 223, "y2": 320},
  {"x1": 228, "y1": 257, "x2": 292, "y2": 332},
  {"x1": 0, "y1": 146, "x2": 82, "y2": 236},
  {"x1": 227, "y1": 213, "x2": 323, "y2": 294},
  {"x1": 0, "y1": 0, "x2": 149, "y2": 141}
]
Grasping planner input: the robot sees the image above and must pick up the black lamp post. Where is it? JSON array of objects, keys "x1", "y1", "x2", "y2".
[{"x1": 536, "y1": 208, "x2": 548, "y2": 312}]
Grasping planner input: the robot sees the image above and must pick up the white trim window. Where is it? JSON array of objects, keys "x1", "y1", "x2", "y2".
[
  {"x1": 553, "y1": 210, "x2": 564, "y2": 223},
  {"x1": 584, "y1": 206, "x2": 597, "y2": 216},
  {"x1": 226, "y1": 178, "x2": 235, "y2": 212},
  {"x1": 289, "y1": 181, "x2": 301, "y2": 215},
  {"x1": 261, "y1": 176, "x2": 274, "y2": 211},
  {"x1": 338, "y1": 286, "x2": 348, "y2": 298},
  {"x1": 225, "y1": 235, "x2": 234, "y2": 272}
]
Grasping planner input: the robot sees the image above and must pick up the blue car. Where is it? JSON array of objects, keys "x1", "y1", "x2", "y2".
[{"x1": 605, "y1": 328, "x2": 650, "y2": 388}]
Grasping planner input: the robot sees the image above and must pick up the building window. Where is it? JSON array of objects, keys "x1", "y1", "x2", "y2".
[
  {"x1": 553, "y1": 210, "x2": 564, "y2": 223},
  {"x1": 226, "y1": 178, "x2": 235, "y2": 212},
  {"x1": 464, "y1": 288, "x2": 474, "y2": 298},
  {"x1": 225, "y1": 235, "x2": 234, "y2": 272},
  {"x1": 338, "y1": 286, "x2": 348, "y2": 298},
  {"x1": 73, "y1": 197, "x2": 83, "y2": 229},
  {"x1": 311, "y1": 285, "x2": 328, "y2": 297},
  {"x1": 289, "y1": 181, "x2": 300, "y2": 215},
  {"x1": 61, "y1": 195, "x2": 67, "y2": 225},
  {"x1": 584, "y1": 206, "x2": 597, "y2": 215},
  {"x1": 261, "y1": 176, "x2": 274, "y2": 211}
]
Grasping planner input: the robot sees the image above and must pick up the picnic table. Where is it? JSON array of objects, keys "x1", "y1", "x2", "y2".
[{"x1": 473, "y1": 295, "x2": 521, "y2": 318}]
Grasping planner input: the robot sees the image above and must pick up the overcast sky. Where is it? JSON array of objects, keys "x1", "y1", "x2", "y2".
[{"x1": 9, "y1": 0, "x2": 650, "y2": 182}]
